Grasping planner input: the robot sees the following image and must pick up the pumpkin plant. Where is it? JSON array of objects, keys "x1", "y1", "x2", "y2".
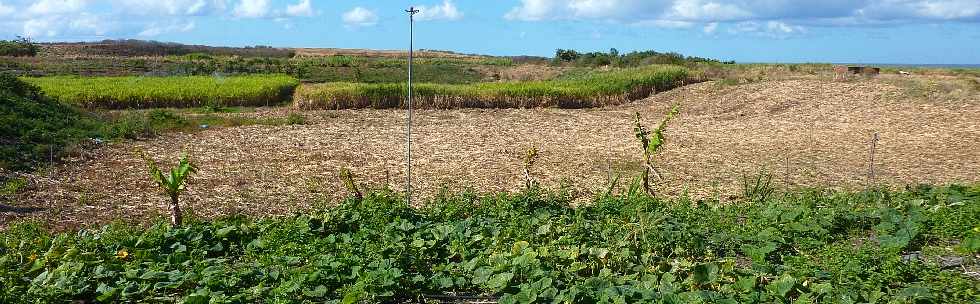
[
  {"x1": 633, "y1": 105, "x2": 679, "y2": 195},
  {"x1": 141, "y1": 152, "x2": 197, "y2": 227}
]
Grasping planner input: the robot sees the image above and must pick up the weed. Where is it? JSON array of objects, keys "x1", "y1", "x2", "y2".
[
  {"x1": 286, "y1": 113, "x2": 307, "y2": 125},
  {"x1": 0, "y1": 177, "x2": 26, "y2": 195},
  {"x1": 741, "y1": 169, "x2": 776, "y2": 202},
  {"x1": 339, "y1": 168, "x2": 362, "y2": 200}
]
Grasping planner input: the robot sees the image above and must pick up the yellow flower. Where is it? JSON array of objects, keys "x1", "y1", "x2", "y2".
[
  {"x1": 28, "y1": 253, "x2": 37, "y2": 261},
  {"x1": 116, "y1": 249, "x2": 129, "y2": 260}
]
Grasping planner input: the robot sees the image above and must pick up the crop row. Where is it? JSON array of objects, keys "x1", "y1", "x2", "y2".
[
  {"x1": 22, "y1": 75, "x2": 299, "y2": 109},
  {"x1": 294, "y1": 65, "x2": 690, "y2": 109}
]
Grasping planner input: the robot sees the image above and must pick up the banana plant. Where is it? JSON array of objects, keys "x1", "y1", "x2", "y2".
[
  {"x1": 633, "y1": 104, "x2": 679, "y2": 195},
  {"x1": 522, "y1": 147, "x2": 539, "y2": 190},
  {"x1": 142, "y1": 152, "x2": 197, "y2": 227}
]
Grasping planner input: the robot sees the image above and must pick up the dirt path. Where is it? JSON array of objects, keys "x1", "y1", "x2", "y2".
[{"x1": 6, "y1": 77, "x2": 980, "y2": 229}]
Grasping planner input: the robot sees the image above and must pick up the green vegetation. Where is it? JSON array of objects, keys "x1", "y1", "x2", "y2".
[
  {"x1": 554, "y1": 48, "x2": 732, "y2": 67},
  {"x1": 1, "y1": 73, "x2": 306, "y2": 172},
  {"x1": 1, "y1": 185, "x2": 977, "y2": 303},
  {"x1": 1, "y1": 54, "x2": 496, "y2": 84},
  {"x1": 51, "y1": 39, "x2": 296, "y2": 58},
  {"x1": 633, "y1": 106, "x2": 679, "y2": 195},
  {"x1": 0, "y1": 38, "x2": 39, "y2": 57},
  {"x1": 23, "y1": 75, "x2": 299, "y2": 109},
  {"x1": 295, "y1": 65, "x2": 690, "y2": 109},
  {"x1": 0, "y1": 73, "x2": 105, "y2": 171},
  {"x1": 142, "y1": 153, "x2": 197, "y2": 227}
]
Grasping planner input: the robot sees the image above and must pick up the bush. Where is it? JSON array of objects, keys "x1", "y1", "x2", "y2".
[
  {"x1": 0, "y1": 38, "x2": 39, "y2": 57},
  {"x1": 552, "y1": 48, "x2": 726, "y2": 68}
]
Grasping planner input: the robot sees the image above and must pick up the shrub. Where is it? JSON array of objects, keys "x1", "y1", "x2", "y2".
[{"x1": 0, "y1": 38, "x2": 39, "y2": 57}]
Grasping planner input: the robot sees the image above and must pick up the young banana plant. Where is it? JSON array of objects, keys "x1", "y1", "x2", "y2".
[
  {"x1": 633, "y1": 105, "x2": 680, "y2": 195},
  {"x1": 523, "y1": 147, "x2": 539, "y2": 190},
  {"x1": 142, "y1": 152, "x2": 197, "y2": 227}
]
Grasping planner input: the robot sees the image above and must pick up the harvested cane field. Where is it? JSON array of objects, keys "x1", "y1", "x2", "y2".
[
  {"x1": 3, "y1": 68, "x2": 980, "y2": 303},
  {"x1": 22, "y1": 75, "x2": 299, "y2": 109},
  {"x1": 294, "y1": 65, "x2": 689, "y2": 109},
  {"x1": 9, "y1": 75, "x2": 980, "y2": 228}
]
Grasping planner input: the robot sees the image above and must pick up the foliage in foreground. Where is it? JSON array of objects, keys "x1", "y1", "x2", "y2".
[
  {"x1": 294, "y1": 65, "x2": 689, "y2": 109},
  {"x1": 1, "y1": 185, "x2": 978, "y2": 303},
  {"x1": 23, "y1": 74, "x2": 299, "y2": 109}
]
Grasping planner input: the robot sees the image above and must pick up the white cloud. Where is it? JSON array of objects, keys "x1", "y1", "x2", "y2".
[
  {"x1": 120, "y1": 0, "x2": 227, "y2": 16},
  {"x1": 632, "y1": 19, "x2": 693, "y2": 28},
  {"x1": 416, "y1": 0, "x2": 463, "y2": 21},
  {"x1": 766, "y1": 21, "x2": 803, "y2": 34},
  {"x1": 664, "y1": 0, "x2": 753, "y2": 21},
  {"x1": 504, "y1": 0, "x2": 980, "y2": 25},
  {"x1": 28, "y1": 0, "x2": 88, "y2": 15},
  {"x1": 22, "y1": 13, "x2": 108, "y2": 38},
  {"x1": 286, "y1": 0, "x2": 313, "y2": 17},
  {"x1": 233, "y1": 0, "x2": 270, "y2": 18},
  {"x1": 725, "y1": 20, "x2": 806, "y2": 38},
  {"x1": 703, "y1": 22, "x2": 717, "y2": 34},
  {"x1": 343, "y1": 7, "x2": 378, "y2": 28},
  {"x1": 505, "y1": 0, "x2": 670, "y2": 21},
  {"x1": 138, "y1": 20, "x2": 196, "y2": 36},
  {"x1": 0, "y1": 1, "x2": 14, "y2": 16},
  {"x1": 23, "y1": 18, "x2": 57, "y2": 37}
]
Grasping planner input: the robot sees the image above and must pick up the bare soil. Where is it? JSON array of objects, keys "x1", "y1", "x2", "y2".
[{"x1": 5, "y1": 76, "x2": 979, "y2": 230}]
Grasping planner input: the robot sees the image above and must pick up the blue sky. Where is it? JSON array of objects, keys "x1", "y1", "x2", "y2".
[{"x1": 1, "y1": 0, "x2": 978, "y2": 64}]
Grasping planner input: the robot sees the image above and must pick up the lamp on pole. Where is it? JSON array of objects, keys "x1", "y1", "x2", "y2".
[{"x1": 405, "y1": 6, "x2": 419, "y2": 205}]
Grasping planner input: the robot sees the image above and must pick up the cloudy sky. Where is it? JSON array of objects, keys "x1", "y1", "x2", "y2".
[{"x1": 1, "y1": 0, "x2": 978, "y2": 63}]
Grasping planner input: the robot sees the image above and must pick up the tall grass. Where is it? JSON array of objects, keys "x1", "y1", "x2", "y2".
[
  {"x1": 23, "y1": 74, "x2": 299, "y2": 109},
  {"x1": 294, "y1": 65, "x2": 689, "y2": 109}
]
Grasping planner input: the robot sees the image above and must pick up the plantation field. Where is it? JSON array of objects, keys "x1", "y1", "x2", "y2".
[
  {"x1": 295, "y1": 65, "x2": 690, "y2": 109},
  {"x1": 22, "y1": 75, "x2": 299, "y2": 109},
  {"x1": 6, "y1": 75, "x2": 979, "y2": 230},
  {"x1": 3, "y1": 187, "x2": 978, "y2": 302}
]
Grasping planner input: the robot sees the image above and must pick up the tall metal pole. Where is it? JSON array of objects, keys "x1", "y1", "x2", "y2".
[{"x1": 405, "y1": 7, "x2": 419, "y2": 204}]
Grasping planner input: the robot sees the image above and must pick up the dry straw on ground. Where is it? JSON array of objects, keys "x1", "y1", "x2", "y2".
[{"x1": 5, "y1": 76, "x2": 979, "y2": 230}]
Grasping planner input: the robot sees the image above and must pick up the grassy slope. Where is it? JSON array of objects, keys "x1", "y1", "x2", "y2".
[
  {"x1": 0, "y1": 74, "x2": 306, "y2": 173},
  {"x1": 1, "y1": 185, "x2": 977, "y2": 302},
  {"x1": 0, "y1": 74, "x2": 104, "y2": 171}
]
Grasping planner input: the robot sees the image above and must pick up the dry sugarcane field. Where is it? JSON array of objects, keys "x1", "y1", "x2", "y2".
[{"x1": 2, "y1": 31, "x2": 980, "y2": 303}]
